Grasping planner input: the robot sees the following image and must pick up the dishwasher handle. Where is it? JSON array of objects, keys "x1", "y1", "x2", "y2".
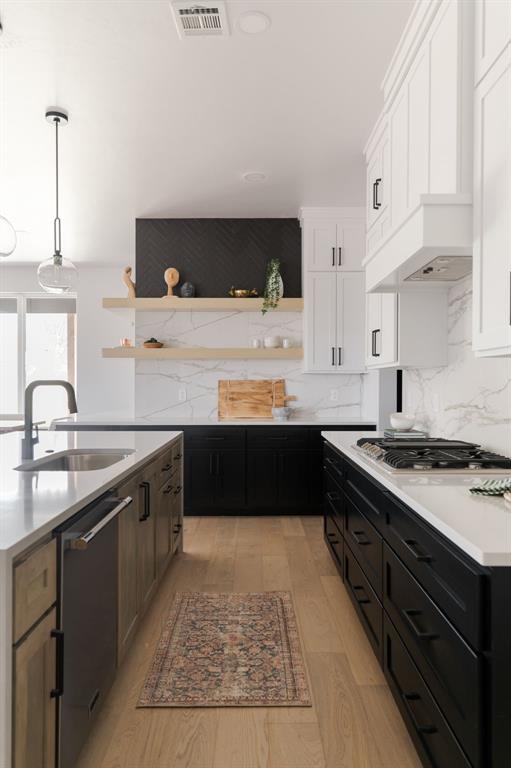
[{"x1": 69, "y1": 496, "x2": 133, "y2": 550}]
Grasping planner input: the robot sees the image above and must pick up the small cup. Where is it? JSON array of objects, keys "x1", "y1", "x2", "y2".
[
  {"x1": 282, "y1": 338, "x2": 291, "y2": 349},
  {"x1": 120, "y1": 338, "x2": 132, "y2": 347},
  {"x1": 250, "y1": 338, "x2": 261, "y2": 348},
  {"x1": 263, "y1": 336, "x2": 281, "y2": 348}
]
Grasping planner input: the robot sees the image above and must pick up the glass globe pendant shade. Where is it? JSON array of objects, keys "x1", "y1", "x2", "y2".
[
  {"x1": 0, "y1": 214, "x2": 17, "y2": 257},
  {"x1": 37, "y1": 253, "x2": 77, "y2": 294}
]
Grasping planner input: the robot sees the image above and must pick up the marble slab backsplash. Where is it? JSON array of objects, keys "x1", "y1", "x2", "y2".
[
  {"x1": 134, "y1": 310, "x2": 363, "y2": 420},
  {"x1": 403, "y1": 277, "x2": 511, "y2": 455}
]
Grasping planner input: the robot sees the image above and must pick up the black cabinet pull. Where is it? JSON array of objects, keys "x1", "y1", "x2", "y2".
[
  {"x1": 338, "y1": 347, "x2": 342, "y2": 366},
  {"x1": 326, "y1": 531, "x2": 339, "y2": 545},
  {"x1": 402, "y1": 538, "x2": 433, "y2": 563},
  {"x1": 161, "y1": 463, "x2": 172, "y2": 472},
  {"x1": 325, "y1": 457, "x2": 343, "y2": 476},
  {"x1": 269, "y1": 436, "x2": 288, "y2": 440},
  {"x1": 338, "y1": 246, "x2": 342, "y2": 266},
  {"x1": 173, "y1": 485, "x2": 182, "y2": 495},
  {"x1": 50, "y1": 629, "x2": 64, "y2": 698},
  {"x1": 139, "y1": 481, "x2": 150, "y2": 520},
  {"x1": 352, "y1": 585, "x2": 371, "y2": 604},
  {"x1": 401, "y1": 608, "x2": 438, "y2": 641},
  {"x1": 402, "y1": 693, "x2": 437, "y2": 734},
  {"x1": 374, "y1": 178, "x2": 382, "y2": 209},
  {"x1": 209, "y1": 454, "x2": 214, "y2": 474},
  {"x1": 174, "y1": 453, "x2": 182, "y2": 460},
  {"x1": 351, "y1": 529, "x2": 370, "y2": 546},
  {"x1": 331, "y1": 347, "x2": 336, "y2": 366},
  {"x1": 331, "y1": 246, "x2": 335, "y2": 267},
  {"x1": 371, "y1": 329, "x2": 381, "y2": 357},
  {"x1": 205, "y1": 436, "x2": 225, "y2": 441},
  {"x1": 216, "y1": 453, "x2": 220, "y2": 476},
  {"x1": 163, "y1": 484, "x2": 173, "y2": 495},
  {"x1": 326, "y1": 490, "x2": 340, "y2": 502}
]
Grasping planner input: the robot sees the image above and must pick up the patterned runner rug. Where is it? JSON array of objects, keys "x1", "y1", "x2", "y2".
[{"x1": 138, "y1": 591, "x2": 311, "y2": 707}]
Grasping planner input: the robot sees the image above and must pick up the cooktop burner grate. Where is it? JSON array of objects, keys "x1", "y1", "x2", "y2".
[{"x1": 356, "y1": 437, "x2": 511, "y2": 471}]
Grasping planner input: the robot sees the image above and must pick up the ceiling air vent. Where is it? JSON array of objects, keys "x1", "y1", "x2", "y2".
[{"x1": 171, "y1": 2, "x2": 230, "y2": 38}]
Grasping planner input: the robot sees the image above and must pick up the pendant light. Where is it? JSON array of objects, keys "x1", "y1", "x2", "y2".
[
  {"x1": 37, "y1": 109, "x2": 77, "y2": 294},
  {"x1": 0, "y1": 214, "x2": 16, "y2": 257}
]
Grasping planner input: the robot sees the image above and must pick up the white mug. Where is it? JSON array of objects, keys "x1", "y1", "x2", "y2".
[
  {"x1": 263, "y1": 336, "x2": 280, "y2": 348},
  {"x1": 282, "y1": 338, "x2": 291, "y2": 349},
  {"x1": 250, "y1": 338, "x2": 261, "y2": 348}
]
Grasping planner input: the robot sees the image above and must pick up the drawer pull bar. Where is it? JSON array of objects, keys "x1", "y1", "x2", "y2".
[
  {"x1": 163, "y1": 485, "x2": 174, "y2": 495},
  {"x1": 326, "y1": 491, "x2": 340, "y2": 502},
  {"x1": 402, "y1": 608, "x2": 438, "y2": 641},
  {"x1": 352, "y1": 585, "x2": 371, "y2": 604},
  {"x1": 326, "y1": 532, "x2": 340, "y2": 545},
  {"x1": 50, "y1": 629, "x2": 65, "y2": 698},
  {"x1": 161, "y1": 463, "x2": 172, "y2": 472},
  {"x1": 325, "y1": 457, "x2": 343, "y2": 475},
  {"x1": 402, "y1": 538, "x2": 433, "y2": 563},
  {"x1": 402, "y1": 693, "x2": 437, "y2": 734},
  {"x1": 352, "y1": 530, "x2": 370, "y2": 546}
]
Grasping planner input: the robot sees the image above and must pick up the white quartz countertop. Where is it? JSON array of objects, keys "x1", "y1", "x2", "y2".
[
  {"x1": 322, "y1": 431, "x2": 511, "y2": 567},
  {"x1": 52, "y1": 413, "x2": 376, "y2": 428},
  {"x1": 0, "y1": 430, "x2": 181, "y2": 557}
]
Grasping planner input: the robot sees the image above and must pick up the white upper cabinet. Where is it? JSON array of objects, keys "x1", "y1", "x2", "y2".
[
  {"x1": 472, "y1": 39, "x2": 511, "y2": 356},
  {"x1": 304, "y1": 271, "x2": 365, "y2": 374},
  {"x1": 365, "y1": 291, "x2": 448, "y2": 369},
  {"x1": 364, "y1": 0, "x2": 474, "y2": 291},
  {"x1": 301, "y1": 208, "x2": 365, "y2": 271},
  {"x1": 474, "y1": 0, "x2": 511, "y2": 84}
]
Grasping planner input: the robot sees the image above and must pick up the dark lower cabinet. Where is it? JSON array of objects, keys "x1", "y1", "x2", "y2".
[
  {"x1": 246, "y1": 449, "x2": 310, "y2": 512},
  {"x1": 323, "y1": 439, "x2": 511, "y2": 768},
  {"x1": 186, "y1": 449, "x2": 245, "y2": 512}
]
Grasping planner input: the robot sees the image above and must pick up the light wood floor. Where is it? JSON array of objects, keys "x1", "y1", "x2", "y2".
[{"x1": 77, "y1": 516, "x2": 422, "y2": 768}]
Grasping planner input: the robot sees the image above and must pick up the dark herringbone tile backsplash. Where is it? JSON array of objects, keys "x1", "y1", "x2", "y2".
[{"x1": 136, "y1": 218, "x2": 301, "y2": 298}]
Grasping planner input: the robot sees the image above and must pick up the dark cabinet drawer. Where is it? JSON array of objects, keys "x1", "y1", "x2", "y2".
[
  {"x1": 344, "y1": 460, "x2": 384, "y2": 530},
  {"x1": 383, "y1": 545, "x2": 482, "y2": 767},
  {"x1": 324, "y1": 512, "x2": 343, "y2": 571},
  {"x1": 344, "y1": 543, "x2": 383, "y2": 663},
  {"x1": 383, "y1": 616, "x2": 471, "y2": 768},
  {"x1": 185, "y1": 427, "x2": 245, "y2": 449},
  {"x1": 323, "y1": 443, "x2": 345, "y2": 486},
  {"x1": 344, "y1": 492, "x2": 382, "y2": 596},
  {"x1": 247, "y1": 427, "x2": 308, "y2": 448},
  {"x1": 324, "y1": 472, "x2": 344, "y2": 534},
  {"x1": 381, "y1": 491, "x2": 486, "y2": 649}
]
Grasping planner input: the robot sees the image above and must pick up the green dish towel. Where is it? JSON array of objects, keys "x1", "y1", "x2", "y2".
[{"x1": 469, "y1": 478, "x2": 511, "y2": 496}]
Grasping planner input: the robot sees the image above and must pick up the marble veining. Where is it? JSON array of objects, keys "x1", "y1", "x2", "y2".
[
  {"x1": 135, "y1": 310, "x2": 363, "y2": 420},
  {"x1": 404, "y1": 277, "x2": 511, "y2": 455}
]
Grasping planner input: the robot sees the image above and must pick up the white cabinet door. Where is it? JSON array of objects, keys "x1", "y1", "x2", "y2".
[
  {"x1": 390, "y1": 90, "x2": 409, "y2": 227},
  {"x1": 379, "y1": 294, "x2": 398, "y2": 365},
  {"x1": 475, "y1": 0, "x2": 511, "y2": 84},
  {"x1": 336, "y1": 272, "x2": 365, "y2": 372},
  {"x1": 473, "y1": 47, "x2": 511, "y2": 356},
  {"x1": 304, "y1": 272, "x2": 338, "y2": 371},
  {"x1": 366, "y1": 293, "x2": 398, "y2": 368},
  {"x1": 337, "y1": 220, "x2": 365, "y2": 270},
  {"x1": 303, "y1": 221, "x2": 337, "y2": 271}
]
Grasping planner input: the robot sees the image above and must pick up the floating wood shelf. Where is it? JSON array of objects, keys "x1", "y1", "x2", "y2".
[
  {"x1": 102, "y1": 347, "x2": 303, "y2": 360},
  {"x1": 102, "y1": 297, "x2": 304, "y2": 312}
]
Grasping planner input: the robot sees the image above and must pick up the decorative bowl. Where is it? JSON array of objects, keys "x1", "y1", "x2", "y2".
[
  {"x1": 389, "y1": 412, "x2": 415, "y2": 430},
  {"x1": 263, "y1": 336, "x2": 281, "y2": 348},
  {"x1": 143, "y1": 341, "x2": 164, "y2": 349},
  {"x1": 229, "y1": 287, "x2": 259, "y2": 298}
]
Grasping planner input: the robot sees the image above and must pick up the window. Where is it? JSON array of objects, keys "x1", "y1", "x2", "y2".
[{"x1": 0, "y1": 294, "x2": 76, "y2": 420}]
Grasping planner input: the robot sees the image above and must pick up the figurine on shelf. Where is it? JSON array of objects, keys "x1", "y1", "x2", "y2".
[
  {"x1": 180, "y1": 282, "x2": 195, "y2": 298},
  {"x1": 122, "y1": 266, "x2": 136, "y2": 299},
  {"x1": 163, "y1": 267, "x2": 180, "y2": 297}
]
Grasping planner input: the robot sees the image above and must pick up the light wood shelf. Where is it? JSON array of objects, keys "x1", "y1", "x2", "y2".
[
  {"x1": 102, "y1": 297, "x2": 304, "y2": 312},
  {"x1": 102, "y1": 347, "x2": 303, "y2": 360}
]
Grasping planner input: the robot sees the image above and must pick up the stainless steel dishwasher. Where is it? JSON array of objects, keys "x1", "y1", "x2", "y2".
[{"x1": 55, "y1": 492, "x2": 132, "y2": 768}]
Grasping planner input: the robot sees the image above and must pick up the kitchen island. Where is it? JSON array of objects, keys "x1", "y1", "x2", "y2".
[
  {"x1": 322, "y1": 430, "x2": 511, "y2": 768},
  {"x1": 0, "y1": 429, "x2": 183, "y2": 768}
]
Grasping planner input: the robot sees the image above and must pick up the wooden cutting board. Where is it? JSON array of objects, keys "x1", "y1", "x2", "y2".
[{"x1": 218, "y1": 379, "x2": 295, "y2": 420}]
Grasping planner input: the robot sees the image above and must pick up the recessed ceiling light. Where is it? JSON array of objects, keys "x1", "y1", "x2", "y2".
[
  {"x1": 238, "y1": 11, "x2": 271, "y2": 35},
  {"x1": 242, "y1": 172, "x2": 267, "y2": 183}
]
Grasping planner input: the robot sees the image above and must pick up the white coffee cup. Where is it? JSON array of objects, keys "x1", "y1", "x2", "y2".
[{"x1": 263, "y1": 336, "x2": 281, "y2": 348}]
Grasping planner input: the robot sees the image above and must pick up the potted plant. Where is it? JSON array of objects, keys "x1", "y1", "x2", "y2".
[{"x1": 262, "y1": 258, "x2": 284, "y2": 315}]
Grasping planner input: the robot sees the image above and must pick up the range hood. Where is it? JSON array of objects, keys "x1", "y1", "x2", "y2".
[{"x1": 365, "y1": 194, "x2": 472, "y2": 292}]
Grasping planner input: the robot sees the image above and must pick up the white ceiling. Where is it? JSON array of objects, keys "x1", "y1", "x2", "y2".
[{"x1": 0, "y1": 0, "x2": 413, "y2": 265}]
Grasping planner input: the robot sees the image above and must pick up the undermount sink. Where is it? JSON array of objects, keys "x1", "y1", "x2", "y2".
[{"x1": 15, "y1": 448, "x2": 135, "y2": 472}]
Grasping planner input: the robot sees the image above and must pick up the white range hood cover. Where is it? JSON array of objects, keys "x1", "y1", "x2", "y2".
[{"x1": 365, "y1": 194, "x2": 473, "y2": 292}]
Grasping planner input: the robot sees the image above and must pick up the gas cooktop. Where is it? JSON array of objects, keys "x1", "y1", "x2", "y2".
[{"x1": 355, "y1": 437, "x2": 511, "y2": 474}]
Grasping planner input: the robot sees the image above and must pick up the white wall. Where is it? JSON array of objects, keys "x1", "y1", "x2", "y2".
[
  {"x1": 404, "y1": 277, "x2": 511, "y2": 455},
  {"x1": 0, "y1": 265, "x2": 135, "y2": 416}
]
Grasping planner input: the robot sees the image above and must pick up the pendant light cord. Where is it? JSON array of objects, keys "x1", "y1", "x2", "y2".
[{"x1": 53, "y1": 117, "x2": 62, "y2": 261}]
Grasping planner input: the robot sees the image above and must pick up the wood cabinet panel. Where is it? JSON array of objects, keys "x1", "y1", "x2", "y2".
[
  {"x1": 14, "y1": 539, "x2": 56, "y2": 643},
  {"x1": 117, "y1": 476, "x2": 141, "y2": 663},
  {"x1": 13, "y1": 608, "x2": 57, "y2": 768}
]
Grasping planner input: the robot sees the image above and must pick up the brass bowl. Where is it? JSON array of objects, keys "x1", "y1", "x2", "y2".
[
  {"x1": 229, "y1": 288, "x2": 259, "y2": 298},
  {"x1": 143, "y1": 342, "x2": 164, "y2": 349}
]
